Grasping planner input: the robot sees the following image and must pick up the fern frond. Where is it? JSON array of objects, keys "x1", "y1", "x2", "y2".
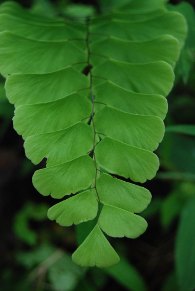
[{"x1": 0, "y1": 1, "x2": 187, "y2": 267}]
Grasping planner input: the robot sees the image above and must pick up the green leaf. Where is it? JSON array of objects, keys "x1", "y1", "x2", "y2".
[
  {"x1": 31, "y1": 0, "x2": 56, "y2": 18},
  {"x1": 100, "y1": 0, "x2": 166, "y2": 12},
  {"x1": 48, "y1": 253, "x2": 85, "y2": 291},
  {"x1": 160, "y1": 131, "x2": 195, "y2": 173},
  {"x1": 95, "y1": 137, "x2": 159, "y2": 183},
  {"x1": 6, "y1": 68, "x2": 88, "y2": 105},
  {"x1": 0, "y1": 33, "x2": 86, "y2": 76},
  {"x1": 106, "y1": 258, "x2": 147, "y2": 291},
  {"x1": 64, "y1": 4, "x2": 95, "y2": 18},
  {"x1": 91, "y1": 10, "x2": 186, "y2": 45},
  {"x1": 33, "y1": 155, "x2": 96, "y2": 198},
  {"x1": 0, "y1": 0, "x2": 186, "y2": 267},
  {"x1": 160, "y1": 192, "x2": 183, "y2": 229},
  {"x1": 176, "y1": 198, "x2": 195, "y2": 291},
  {"x1": 169, "y1": 2, "x2": 195, "y2": 82},
  {"x1": 72, "y1": 224, "x2": 120, "y2": 268},
  {"x1": 16, "y1": 243, "x2": 55, "y2": 269},
  {"x1": 0, "y1": 3, "x2": 84, "y2": 41},
  {"x1": 99, "y1": 205, "x2": 147, "y2": 238},
  {"x1": 24, "y1": 123, "x2": 93, "y2": 166},
  {"x1": 93, "y1": 60, "x2": 174, "y2": 96},
  {"x1": 94, "y1": 81, "x2": 168, "y2": 119},
  {"x1": 48, "y1": 189, "x2": 98, "y2": 226},
  {"x1": 97, "y1": 173, "x2": 151, "y2": 213},
  {"x1": 91, "y1": 35, "x2": 180, "y2": 67},
  {"x1": 95, "y1": 106, "x2": 164, "y2": 150},
  {"x1": 166, "y1": 124, "x2": 195, "y2": 136},
  {"x1": 160, "y1": 182, "x2": 195, "y2": 229},
  {"x1": 13, "y1": 93, "x2": 91, "y2": 138},
  {"x1": 14, "y1": 202, "x2": 48, "y2": 246}
]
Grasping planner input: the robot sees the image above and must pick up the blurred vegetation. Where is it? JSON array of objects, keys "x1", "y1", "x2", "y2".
[{"x1": 0, "y1": 0, "x2": 195, "y2": 290}]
